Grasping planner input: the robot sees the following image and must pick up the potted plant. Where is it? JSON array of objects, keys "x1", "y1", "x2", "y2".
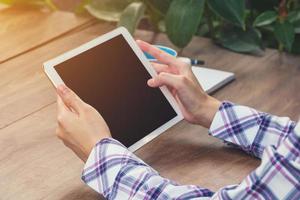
[{"x1": 1, "y1": 0, "x2": 299, "y2": 55}]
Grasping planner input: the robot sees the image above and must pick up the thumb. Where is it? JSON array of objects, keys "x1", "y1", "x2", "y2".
[
  {"x1": 148, "y1": 72, "x2": 182, "y2": 89},
  {"x1": 57, "y1": 84, "x2": 84, "y2": 114}
]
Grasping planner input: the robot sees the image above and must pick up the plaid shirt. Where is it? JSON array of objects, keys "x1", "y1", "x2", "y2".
[{"x1": 82, "y1": 102, "x2": 300, "y2": 199}]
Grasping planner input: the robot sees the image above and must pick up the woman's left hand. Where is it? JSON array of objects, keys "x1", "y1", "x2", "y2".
[{"x1": 56, "y1": 85, "x2": 111, "y2": 162}]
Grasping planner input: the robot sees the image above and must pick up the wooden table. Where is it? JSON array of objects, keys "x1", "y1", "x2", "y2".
[{"x1": 0, "y1": 7, "x2": 299, "y2": 200}]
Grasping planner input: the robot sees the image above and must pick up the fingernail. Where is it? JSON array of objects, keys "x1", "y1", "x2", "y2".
[
  {"x1": 57, "y1": 84, "x2": 69, "y2": 95},
  {"x1": 148, "y1": 79, "x2": 155, "y2": 86}
]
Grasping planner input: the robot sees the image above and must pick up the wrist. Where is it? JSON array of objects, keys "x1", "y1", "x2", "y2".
[
  {"x1": 89, "y1": 134, "x2": 111, "y2": 150},
  {"x1": 195, "y1": 96, "x2": 221, "y2": 128}
]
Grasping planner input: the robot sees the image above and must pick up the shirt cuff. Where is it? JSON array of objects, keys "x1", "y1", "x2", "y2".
[
  {"x1": 81, "y1": 138, "x2": 149, "y2": 196},
  {"x1": 209, "y1": 101, "x2": 237, "y2": 137},
  {"x1": 208, "y1": 101, "x2": 262, "y2": 152}
]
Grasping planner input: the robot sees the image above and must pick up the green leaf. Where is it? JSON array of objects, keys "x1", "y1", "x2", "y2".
[
  {"x1": 165, "y1": 0, "x2": 205, "y2": 48},
  {"x1": 253, "y1": 11, "x2": 277, "y2": 27},
  {"x1": 250, "y1": 0, "x2": 279, "y2": 12},
  {"x1": 217, "y1": 27, "x2": 264, "y2": 55},
  {"x1": 274, "y1": 21, "x2": 295, "y2": 52},
  {"x1": 288, "y1": 10, "x2": 300, "y2": 24},
  {"x1": 288, "y1": 9, "x2": 300, "y2": 33},
  {"x1": 143, "y1": 0, "x2": 172, "y2": 16},
  {"x1": 85, "y1": 0, "x2": 133, "y2": 22},
  {"x1": 207, "y1": 0, "x2": 246, "y2": 28},
  {"x1": 295, "y1": 22, "x2": 300, "y2": 33},
  {"x1": 260, "y1": 28, "x2": 278, "y2": 48},
  {"x1": 291, "y1": 35, "x2": 300, "y2": 54},
  {"x1": 118, "y1": 2, "x2": 146, "y2": 34},
  {"x1": 196, "y1": 24, "x2": 210, "y2": 36},
  {"x1": 142, "y1": 0, "x2": 172, "y2": 32}
]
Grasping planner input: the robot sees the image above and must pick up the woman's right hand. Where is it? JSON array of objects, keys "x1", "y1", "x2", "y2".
[{"x1": 137, "y1": 40, "x2": 221, "y2": 128}]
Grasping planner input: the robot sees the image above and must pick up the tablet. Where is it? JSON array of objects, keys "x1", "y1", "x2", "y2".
[{"x1": 44, "y1": 27, "x2": 183, "y2": 152}]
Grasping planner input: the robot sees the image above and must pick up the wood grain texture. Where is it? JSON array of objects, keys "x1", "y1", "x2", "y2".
[
  {"x1": 0, "y1": 6, "x2": 93, "y2": 63},
  {"x1": 0, "y1": 10, "x2": 300, "y2": 199},
  {"x1": 0, "y1": 104, "x2": 102, "y2": 200},
  {"x1": 0, "y1": 23, "x2": 114, "y2": 129}
]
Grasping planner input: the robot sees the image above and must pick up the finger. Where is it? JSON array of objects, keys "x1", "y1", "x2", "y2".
[
  {"x1": 57, "y1": 84, "x2": 85, "y2": 114},
  {"x1": 147, "y1": 72, "x2": 182, "y2": 89},
  {"x1": 136, "y1": 40, "x2": 178, "y2": 67},
  {"x1": 57, "y1": 95, "x2": 69, "y2": 115},
  {"x1": 151, "y1": 63, "x2": 172, "y2": 74},
  {"x1": 150, "y1": 60, "x2": 179, "y2": 74}
]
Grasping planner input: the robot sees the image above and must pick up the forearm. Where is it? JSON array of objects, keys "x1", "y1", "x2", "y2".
[
  {"x1": 213, "y1": 125, "x2": 300, "y2": 199},
  {"x1": 80, "y1": 96, "x2": 299, "y2": 198},
  {"x1": 82, "y1": 138, "x2": 214, "y2": 199},
  {"x1": 82, "y1": 126, "x2": 300, "y2": 199},
  {"x1": 208, "y1": 101, "x2": 297, "y2": 158},
  {"x1": 194, "y1": 96, "x2": 221, "y2": 128}
]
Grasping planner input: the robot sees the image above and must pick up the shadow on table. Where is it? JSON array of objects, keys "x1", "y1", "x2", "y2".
[{"x1": 58, "y1": 185, "x2": 104, "y2": 200}]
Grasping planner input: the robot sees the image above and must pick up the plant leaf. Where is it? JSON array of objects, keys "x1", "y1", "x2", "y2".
[
  {"x1": 143, "y1": 0, "x2": 172, "y2": 16},
  {"x1": 288, "y1": 10, "x2": 300, "y2": 24},
  {"x1": 207, "y1": 0, "x2": 246, "y2": 28},
  {"x1": 85, "y1": 0, "x2": 133, "y2": 22},
  {"x1": 253, "y1": 10, "x2": 277, "y2": 27},
  {"x1": 142, "y1": 0, "x2": 172, "y2": 32},
  {"x1": 217, "y1": 27, "x2": 264, "y2": 55},
  {"x1": 291, "y1": 35, "x2": 300, "y2": 54},
  {"x1": 118, "y1": 2, "x2": 146, "y2": 34},
  {"x1": 250, "y1": 0, "x2": 279, "y2": 12},
  {"x1": 288, "y1": 9, "x2": 300, "y2": 33},
  {"x1": 165, "y1": 0, "x2": 205, "y2": 48},
  {"x1": 274, "y1": 21, "x2": 295, "y2": 52},
  {"x1": 295, "y1": 22, "x2": 300, "y2": 33}
]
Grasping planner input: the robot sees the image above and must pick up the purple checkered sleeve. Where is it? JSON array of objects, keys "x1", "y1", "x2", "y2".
[
  {"x1": 209, "y1": 102, "x2": 297, "y2": 158},
  {"x1": 82, "y1": 101, "x2": 300, "y2": 199}
]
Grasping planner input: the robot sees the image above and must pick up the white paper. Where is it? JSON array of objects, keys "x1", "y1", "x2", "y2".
[{"x1": 192, "y1": 66, "x2": 235, "y2": 94}]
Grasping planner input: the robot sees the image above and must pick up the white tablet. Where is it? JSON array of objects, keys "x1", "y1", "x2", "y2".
[{"x1": 44, "y1": 27, "x2": 183, "y2": 152}]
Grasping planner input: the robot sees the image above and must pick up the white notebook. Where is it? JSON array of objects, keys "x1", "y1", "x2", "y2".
[{"x1": 192, "y1": 66, "x2": 235, "y2": 94}]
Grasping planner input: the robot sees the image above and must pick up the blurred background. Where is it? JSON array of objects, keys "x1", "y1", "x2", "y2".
[
  {"x1": 0, "y1": 0, "x2": 299, "y2": 57},
  {"x1": 0, "y1": 1, "x2": 299, "y2": 199}
]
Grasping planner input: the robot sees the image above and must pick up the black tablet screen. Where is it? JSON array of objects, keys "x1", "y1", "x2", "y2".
[{"x1": 55, "y1": 35, "x2": 177, "y2": 147}]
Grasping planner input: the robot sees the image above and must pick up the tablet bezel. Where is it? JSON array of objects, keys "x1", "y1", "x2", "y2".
[{"x1": 44, "y1": 27, "x2": 183, "y2": 152}]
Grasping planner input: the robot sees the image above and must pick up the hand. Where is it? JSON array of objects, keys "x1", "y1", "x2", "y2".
[
  {"x1": 56, "y1": 85, "x2": 111, "y2": 162},
  {"x1": 137, "y1": 40, "x2": 221, "y2": 128}
]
